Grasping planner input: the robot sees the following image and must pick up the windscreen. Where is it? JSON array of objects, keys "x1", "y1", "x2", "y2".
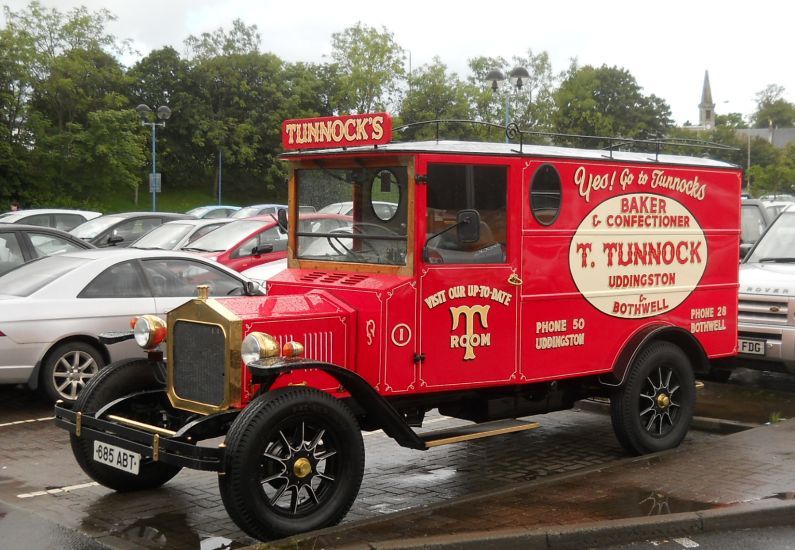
[
  {"x1": 295, "y1": 166, "x2": 407, "y2": 266},
  {"x1": 747, "y1": 212, "x2": 795, "y2": 263}
]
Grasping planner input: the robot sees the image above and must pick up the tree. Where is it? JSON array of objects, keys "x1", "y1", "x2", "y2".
[
  {"x1": 751, "y1": 84, "x2": 795, "y2": 129},
  {"x1": 184, "y1": 19, "x2": 261, "y2": 61},
  {"x1": 552, "y1": 63, "x2": 672, "y2": 148},
  {"x1": 397, "y1": 58, "x2": 475, "y2": 140},
  {"x1": 330, "y1": 22, "x2": 405, "y2": 114}
]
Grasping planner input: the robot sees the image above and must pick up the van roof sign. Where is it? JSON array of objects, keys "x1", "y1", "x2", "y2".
[{"x1": 281, "y1": 113, "x2": 392, "y2": 150}]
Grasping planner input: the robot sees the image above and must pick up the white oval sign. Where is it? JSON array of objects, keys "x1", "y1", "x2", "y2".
[{"x1": 569, "y1": 193, "x2": 707, "y2": 319}]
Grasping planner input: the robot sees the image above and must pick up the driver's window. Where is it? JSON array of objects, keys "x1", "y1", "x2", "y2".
[
  {"x1": 235, "y1": 227, "x2": 281, "y2": 258},
  {"x1": 141, "y1": 258, "x2": 243, "y2": 297},
  {"x1": 426, "y1": 164, "x2": 507, "y2": 264}
]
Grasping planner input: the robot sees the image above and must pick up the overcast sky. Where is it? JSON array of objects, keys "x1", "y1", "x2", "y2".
[{"x1": 3, "y1": 0, "x2": 791, "y2": 125}]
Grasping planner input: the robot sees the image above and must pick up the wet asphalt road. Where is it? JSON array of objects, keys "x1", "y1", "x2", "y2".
[{"x1": 0, "y1": 368, "x2": 790, "y2": 549}]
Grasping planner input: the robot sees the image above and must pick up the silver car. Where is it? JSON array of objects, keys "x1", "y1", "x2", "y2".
[
  {"x1": 0, "y1": 248, "x2": 262, "y2": 403},
  {"x1": 130, "y1": 218, "x2": 232, "y2": 250}
]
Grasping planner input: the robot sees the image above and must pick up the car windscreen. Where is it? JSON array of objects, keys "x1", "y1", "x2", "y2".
[
  {"x1": 182, "y1": 219, "x2": 269, "y2": 252},
  {"x1": 70, "y1": 215, "x2": 125, "y2": 239},
  {"x1": 131, "y1": 223, "x2": 193, "y2": 249},
  {"x1": 231, "y1": 206, "x2": 263, "y2": 218},
  {"x1": 747, "y1": 212, "x2": 795, "y2": 263},
  {"x1": 0, "y1": 255, "x2": 88, "y2": 296}
]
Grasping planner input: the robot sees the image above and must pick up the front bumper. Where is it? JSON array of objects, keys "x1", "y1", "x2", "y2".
[
  {"x1": 737, "y1": 321, "x2": 795, "y2": 374},
  {"x1": 54, "y1": 403, "x2": 226, "y2": 472}
]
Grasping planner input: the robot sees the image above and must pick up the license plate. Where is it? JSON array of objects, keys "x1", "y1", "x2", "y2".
[
  {"x1": 93, "y1": 440, "x2": 140, "y2": 474},
  {"x1": 739, "y1": 338, "x2": 765, "y2": 356}
]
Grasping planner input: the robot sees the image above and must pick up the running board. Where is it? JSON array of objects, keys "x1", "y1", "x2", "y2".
[{"x1": 420, "y1": 419, "x2": 540, "y2": 449}]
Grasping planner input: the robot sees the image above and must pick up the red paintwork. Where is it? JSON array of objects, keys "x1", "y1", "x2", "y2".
[{"x1": 218, "y1": 122, "x2": 742, "y2": 407}]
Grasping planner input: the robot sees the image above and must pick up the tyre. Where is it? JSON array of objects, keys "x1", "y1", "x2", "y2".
[
  {"x1": 41, "y1": 341, "x2": 104, "y2": 404},
  {"x1": 69, "y1": 358, "x2": 182, "y2": 491},
  {"x1": 611, "y1": 341, "x2": 696, "y2": 455},
  {"x1": 219, "y1": 387, "x2": 365, "y2": 541}
]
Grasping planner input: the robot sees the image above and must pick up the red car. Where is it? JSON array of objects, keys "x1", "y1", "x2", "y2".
[{"x1": 181, "y1": 213, "x2": 350, "y2": 272}]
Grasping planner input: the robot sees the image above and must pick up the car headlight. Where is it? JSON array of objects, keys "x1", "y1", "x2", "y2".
[
  {"x1": 133, "y1": 315, "x2": 167, "y2": 349},
  {"x1": 241, "y1": 332, "x2": 280, "y2": 366}
]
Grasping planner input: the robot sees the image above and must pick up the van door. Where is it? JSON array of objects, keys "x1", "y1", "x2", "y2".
[{"x1": 418, "y1": 162, "x2": 519, "y2": 389}]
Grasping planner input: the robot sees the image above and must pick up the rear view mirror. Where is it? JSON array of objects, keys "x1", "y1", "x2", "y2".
[
  {"x1": 107, "y1": 232, "x2": 123, "y2": 245},
  {"x1": 456, "y1": 209, "x2": 481, "y2": 244},
  {"x1": 251, "y1": 243, "x2": 274, "y2": 256}
]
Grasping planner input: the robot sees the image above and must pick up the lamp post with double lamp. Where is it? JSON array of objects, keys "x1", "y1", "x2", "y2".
[
  {"x1": 484, "y1": 66, "x2": 530, "y2": 143},
  {"x1": 136, "y1": 104, "x2": 171, "y2": 212}
]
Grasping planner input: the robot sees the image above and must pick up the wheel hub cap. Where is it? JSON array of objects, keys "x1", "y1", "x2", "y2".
[
  {"x1": 656, "y1": 393, "x2": 670, "y2": 409},
  {"x1": 292, "y1": 457, "x2": 312, "y2": 478}
]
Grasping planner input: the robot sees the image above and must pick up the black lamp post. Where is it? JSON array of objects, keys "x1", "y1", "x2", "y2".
[{"x1": 136, "y1": 104, "x2": 171, "y2": 212}]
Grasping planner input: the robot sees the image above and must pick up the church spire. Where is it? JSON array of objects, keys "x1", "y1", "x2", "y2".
[{"x1": 699, "y1": 70, "x2": 716, "y2": 129}]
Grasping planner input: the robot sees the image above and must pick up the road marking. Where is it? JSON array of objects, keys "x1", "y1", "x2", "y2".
[
  {"x1": 672, "y1": 537, "x2": 700, "y2": 548},
  {"x1": 17, "y1": 482, "x2": 98, "y2": 499},
  {"x1": 0, "y1": 416, "x2": 54, "y2": 428}
]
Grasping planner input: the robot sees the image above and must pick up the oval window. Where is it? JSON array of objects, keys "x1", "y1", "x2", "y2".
[
  {"x1": 531, "y1": 164, "x2": 562, "y2": 225},
  {"x1": 370, "y1": 169, "x2": 400, "y2": 221}
]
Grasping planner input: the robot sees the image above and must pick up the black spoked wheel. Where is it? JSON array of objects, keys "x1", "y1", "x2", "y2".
[
  {"x1": 219, "y1": 388, "x2": 364, "y2": 541},
  {"x1": 69, "y1": 358, "x2": 182, "y2": 491},
  {"x1": 611, "y1": 342, "x2": 695, "y2": 455}
]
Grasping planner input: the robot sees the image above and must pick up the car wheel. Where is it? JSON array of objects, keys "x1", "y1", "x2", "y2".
[
  {"x1": 41, "y1": 341, "x2": 104, "y2": 403},
  {"x1": 610, "y1": 341, "x2": 696, "y2": 455},
  {"x1": 219, "y1": 387, "x2": 364, "y2": 541},
  {"x1": 69, "y1": 358, "x2": 182, "y2": 491}
]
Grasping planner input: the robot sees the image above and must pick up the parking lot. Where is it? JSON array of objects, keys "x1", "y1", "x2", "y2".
[{"x1": 0, "y1": 384, "x2": 726, "y2": 549}]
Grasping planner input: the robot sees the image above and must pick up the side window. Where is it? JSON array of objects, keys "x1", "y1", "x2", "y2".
[
  {"x1": 142, "y1": 258, "x2": 243, "y2": 297},
  {"x1": 531, "y1": 164, "x2": 562, "y2": 225},
  {"x1": 426, "y1": 164, "x2": 507, "y2": 264},
  {"x1": 54, "y1": 214, "x2": 82, "y2": 230},
  {"x1": 113, "y1": 218, "x2": 162, "y2": 243},
  {"x1": 20, "y1": 213, "x2": 51, "y2": 227},
  {"x1": 0, "y1": 233, "x2": 25, "y2": 275},
  {"x1": 80, "y1": 260, "x2": 149, "y2": 298},
  {"x1": 29, "y1": 233, "x2": 84, "y2": 257},
  {"x1": 234, "y1": 227, "x2": 282, "y2": 258}
]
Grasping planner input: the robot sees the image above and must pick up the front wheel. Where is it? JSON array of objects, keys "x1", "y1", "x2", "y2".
[
  {"x1": 69, "y1": 358, "x2": 182, "y2": 491},
  {"x1": 219, "y1": 388, "x2": 364, "y2": 541},
  {"x1": 41, "y1": 341, "x2": 104, "y2": 403},
  {"x1": 611, "y1": 342, "x2": 696, "y2": 455}
]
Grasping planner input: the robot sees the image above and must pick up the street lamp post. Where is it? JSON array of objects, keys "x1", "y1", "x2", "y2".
[
  {"x1": 136, "y1": 104, "x2": 171, "y2": 212},
  {"x1": 484, "y1": 66, "x2": 530, "y2": 143}
]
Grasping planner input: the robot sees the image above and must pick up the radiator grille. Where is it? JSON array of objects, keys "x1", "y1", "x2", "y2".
[{"x1": 172, "y1": 321, "x2": 226, "y2": 406}]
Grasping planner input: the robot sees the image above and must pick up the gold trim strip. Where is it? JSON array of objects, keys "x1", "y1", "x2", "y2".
[
  {"x1": 153, "y1": 433, "x2": 160, "y2": 462},
  {"x1": 106, "y1": 414, "x2": 177, "y2": 437},
  {"x1": 75, "y1": 412, "x2": 82, "y2": 437},
  {"x1": 423, "y1": 421, "x2": 540, "y2": 448}
]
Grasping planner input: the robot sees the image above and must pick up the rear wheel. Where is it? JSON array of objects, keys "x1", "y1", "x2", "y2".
[
  {"x1": 41, "y1": 341, "x2": 104, "y2": 404},
  {"x1": 611, "y1": 342, "x2": 696, "y2": 455},
  {"x1": 69, "y1": 358, "x2": 182, "y2": 491},
  {"x1": 219, "y1": 388, "x2": 364, "y2": 541}
]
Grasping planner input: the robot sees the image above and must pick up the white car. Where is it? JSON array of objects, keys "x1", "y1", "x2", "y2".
[
  {"x1": 130, "y1": 218, "x2": 232, "y2": 250},
  {"x1": 0, "y1": 248, "x2": 263, "y2": 403},
  {"x1": 240, "y1": 258, "x2": 287, "y2": 285},
  {"x1": 0, "y1": 208, "x2": 102, "y2": 230}
]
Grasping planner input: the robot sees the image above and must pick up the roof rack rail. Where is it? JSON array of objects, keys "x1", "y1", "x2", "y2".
[{"x1": 394, "y1": 119, "x2": 739, "y2": 162}]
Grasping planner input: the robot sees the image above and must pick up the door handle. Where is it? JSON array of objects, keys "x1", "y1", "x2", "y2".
[{"x1": 508, "y1": 273, "x2": 523, "y2": 286}]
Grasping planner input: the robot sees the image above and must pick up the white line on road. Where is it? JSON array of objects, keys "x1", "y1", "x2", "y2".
[
  {"x1": 17, "y1": 482, "x2": 98, "y2": 499},
  {"x1": 672, "y1": 537, "x2": 700, "y2": 548},
  {"x1": 0, "y1": 416, "x2": 54, "y2": 428}
]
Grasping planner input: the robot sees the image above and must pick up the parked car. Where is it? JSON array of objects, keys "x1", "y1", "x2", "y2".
[
  {"x1": 186, "y1": 205, "x2": 241, "y2": 219},
  {"x1": 70, "y1": 211, "x2": 194, "y2": 248},
  {"x1": 130, "y1": 218, "x2": 232, "y2": 251},
  {"x1": 230, "y1": 203, "x2": 287, "y2": 219},
  {"x1": 318, "y1": 200, "x2": 398, "y2": 220},
  {"x1": 181, "y1": 215, "x2": 288, "y2": 272},
  {"x1": 741, "y1": 198, "x2": 774, "y2": 258},
  {"x1": 0, "y1": 223, "x2": 95, "y2": 276},
  {"x1": 240, "y1": 258, "x2": 287, "y2": 285},
  {"x1": 723, "y1": 204, "x2": 795, "y2": 376},
  {"x1": 0, "y1": 208, "x2": 102, "y2": 230},
  {"x1": 763, "y1": 200, "x2": 792, "y2": 217},
  {"x1": 0, "y1": 248, "x2": 263, "y2": 403}
]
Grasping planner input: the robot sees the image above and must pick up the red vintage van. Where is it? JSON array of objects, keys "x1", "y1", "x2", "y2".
[{"x1": 56, "y1": 113, "x2": 742, "y2": 541}]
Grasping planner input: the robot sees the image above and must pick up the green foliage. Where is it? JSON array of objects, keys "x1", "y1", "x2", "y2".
[
  {"x1": 330, "y1": 22, "x2": 405, "y2": 113},
  {"x1": 752, "y1": 85, "x2": 795, "y2": 129},
  {"x1": 553, "y1": 64, "x2": 673, "y2": 148}
]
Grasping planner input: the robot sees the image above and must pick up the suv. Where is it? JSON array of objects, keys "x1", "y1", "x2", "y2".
[
  {"x1": 55, "y1": 113, "x2": 741, "y2": 541},
  {"x1": 741, "y1": 198, "x2": 774, "y2": 259},
  {"x1": 731, "y1": 204, "x2": 795, "y2": 374}
]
